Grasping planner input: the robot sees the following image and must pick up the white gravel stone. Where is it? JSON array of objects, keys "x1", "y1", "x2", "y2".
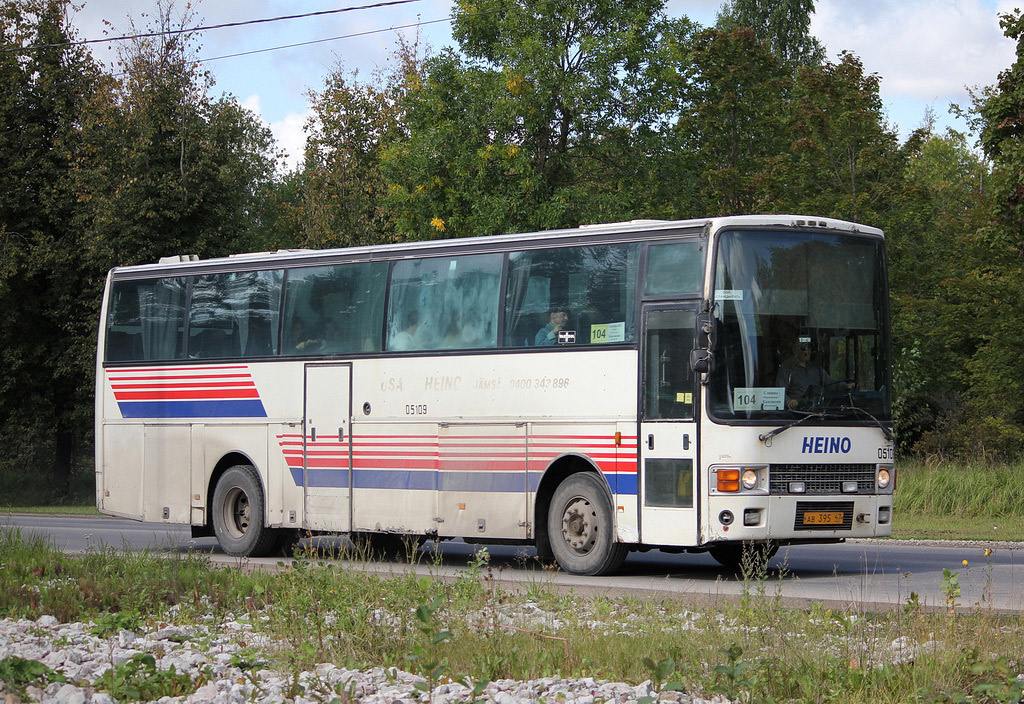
[{"x1": 0, "y1": 614, "x2": 737, "y2": 704}]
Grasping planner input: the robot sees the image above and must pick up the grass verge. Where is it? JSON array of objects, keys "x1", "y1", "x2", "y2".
[
  {"x1": 1, "y1": 529, "x2": 1022, "y2": 704},
  {"x1": 0, "y1": 505, "x2": 101, "y2": 516},
  {"x1": 894, "y1": 460, "x2": 1024, "y2": 541}
]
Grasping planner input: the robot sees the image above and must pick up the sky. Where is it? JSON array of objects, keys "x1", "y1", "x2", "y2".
[{"x1": 68, "y1": 0, "x2": 1020, "y2": 171}]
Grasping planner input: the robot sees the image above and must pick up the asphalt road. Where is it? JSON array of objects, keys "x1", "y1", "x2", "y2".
[{"x1": 4, "y1": 513, "x2": 1022, "y2": 613}]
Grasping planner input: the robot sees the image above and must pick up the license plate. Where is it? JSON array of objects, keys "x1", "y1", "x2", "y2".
[{"x1": 802, "y1": 511, "x2": 844, "y2": 526}]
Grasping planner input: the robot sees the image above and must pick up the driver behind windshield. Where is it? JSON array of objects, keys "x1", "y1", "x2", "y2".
[{"x1": 776, "y1": 336, "x2": 852, "y2": 410}]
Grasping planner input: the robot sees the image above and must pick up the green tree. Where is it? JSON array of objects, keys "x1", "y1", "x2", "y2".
[
  {"x1": 0, "y1": 0, "x2": 103, "y2": 500},
  {"x1": 774, "y1": 52, "x2": 902, "y2": 223},
  {"x1": 936, "y1": 9, "x2": 1024, "y2": 458},
  {"x1": 673, "y1": 25, "x2": 791, "y2": 215},
  {"x1": 716, "y1": 0, "x2": 825, "y2": 66},
  {"x1": 888, "y1": 129, "x2": 992, "y2": 455},
  {"x1": 75, "y1": 2, "x2": 279, "y2": 268},
  {"x1": 380, "y1": 0, "x2": 681, "y2": 238},
  {"x1": 299, "y1": 40, "x2": 422, "y2": 248}
]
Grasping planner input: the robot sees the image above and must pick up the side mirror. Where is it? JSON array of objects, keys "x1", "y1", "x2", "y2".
[
  {"x1": 690, "y1": 304, "x2": 716, "y2": 374},
  {"x1": 690, "y1": 348, "x2": 713, "y2": 374},
  {"x1": 696, "y1": 310, "x2": 716, "y2": 348}
]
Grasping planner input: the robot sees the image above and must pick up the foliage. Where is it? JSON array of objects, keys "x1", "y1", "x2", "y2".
[
  {"x1": 0, "y1": 0, "x2": 280, "y2": 504},
  {"x1": 6, "y1": 0, "x2": 1024, "y2": 476},
  {"x1": 673, "y1": 25, "x2": 791, "y2": 215},
  {"x1": 94, "y1": 652, "x2": 198, "y2": 701},
  {"x1": 0, "y1": 656, "x2": 67, "y2": 698},
  {"x1": 0, "y1": 0, "x2": 104, "y2": 502},
  {"x1": 298, "y1": 38, "x2": 422, "y2": 248},
  {"x1": 716, "y1": 0, "x2": 825, "y2": 66},
  {"x1": 380, "y1": 0, "x2": 682, "y2": 238}
]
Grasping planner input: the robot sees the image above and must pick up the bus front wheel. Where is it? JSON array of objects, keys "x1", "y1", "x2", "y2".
[
  {"x1": 547, "y1": 473, "x2": 627, "y2": 576},
  {"x1": 212, "y1": 464, "x2": 280, "y2": 557},
  {"x1": 708, "y1": 541, "x2": 778, "y2": 571}
]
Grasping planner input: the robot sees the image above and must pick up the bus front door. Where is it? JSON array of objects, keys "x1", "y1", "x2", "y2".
[
  {"x1": 303, "y1": 363, "x2": 353, "y2": 532},
  {"x1": 639, "y1": 306, "x2": 699, "y2": 547}
]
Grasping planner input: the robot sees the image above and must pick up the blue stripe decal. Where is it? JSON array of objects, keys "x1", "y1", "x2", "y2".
[
  {"x1": 289, "y1": 466, "x2": 639, "y2": 495},
  {"x1": 615, "y1": 473, "x2": 638, "y2": 496},
  {"x1": 438, "y1": 472, "x2": 526, "y2": 493},
  {"x1": 118, "y1": 400, "x2": 267, "y2": 419}
]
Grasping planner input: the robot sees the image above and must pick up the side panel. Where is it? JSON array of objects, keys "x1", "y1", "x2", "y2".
[
  {"x1": 142, "y1": 425, "x2": 191, "y2": 523},
  {"x1": 438, "y1": 424, "x2": 527, "y2": 538},
  {"x1": 99, "y1": 423, "x2": 144, "y2": 519},
  {"x1": 350, "y1": 422, "x2": 439, "y2": 533},
  {"x1": 347, "y1": 351, "x2": 639, "y2": 539}
]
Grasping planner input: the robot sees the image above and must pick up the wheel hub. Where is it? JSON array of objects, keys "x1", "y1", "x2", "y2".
[
  {"x1": 226, "y1": 488, "x2": 250, "y2": 538},
  {"x1": 561, "y1": 497, "x2": 597, "y2": 554}
]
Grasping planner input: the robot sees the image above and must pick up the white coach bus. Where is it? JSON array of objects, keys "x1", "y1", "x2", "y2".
[{"x1": 95, "y1": 215, "x2": 894, "y2": 575}]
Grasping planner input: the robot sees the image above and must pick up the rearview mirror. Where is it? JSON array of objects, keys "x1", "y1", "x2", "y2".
[{"x1": 690, "y1": 347, "x2": 713, "y2": 374}]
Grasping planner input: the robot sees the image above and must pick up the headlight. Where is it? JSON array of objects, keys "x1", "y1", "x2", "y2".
[
  {"x1": 741, "y1": 469, "x2": 758, "y2": 490},
  {"x1": 877, "y1": 465, "x2": 893, "y2": 490}
]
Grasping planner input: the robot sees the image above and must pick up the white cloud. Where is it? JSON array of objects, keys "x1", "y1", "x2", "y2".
[
  {"x1": 812, "y1": 0, "x2": 1016, "y2": 102},
  {"x1": 240, "y1": 94, "x2": 262, "y2": 116},
  {"x1": 270, "y1": 110, "x2": 313, "y2": 173}
]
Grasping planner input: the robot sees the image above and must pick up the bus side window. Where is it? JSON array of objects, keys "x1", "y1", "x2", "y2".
[
  {"x1": 503, "y1": 244, "x2": 639, "y2": 347},
  {"x1": 105, "y1": 277, "x2": 187, "y2": 362},
  {"x1": 386, "y1": 254, "x2": 501, "y2": 352},
  {"x1": 282, "y1": 262, "x2": 387, "y2": 356},
  {"x1": 188, "y1": 270, "x2": 282, "y2": 360},
  {"x1": 645, "y1": 240, "x2": 704, "y2": 296}
]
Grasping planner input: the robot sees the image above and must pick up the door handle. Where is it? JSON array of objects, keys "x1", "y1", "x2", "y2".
[
  {"x1": 648, "y1": 434, "x2": 654, "y2": 450},
  {"x1": 310, "y1": 426, "x2": 316, "y2": 443},
  {"x1": 339, "y1": 427, "x2": 345, "y2": 441},
  {"x1": 683, "y1": 433, "x2": 690, "y2": 451}
]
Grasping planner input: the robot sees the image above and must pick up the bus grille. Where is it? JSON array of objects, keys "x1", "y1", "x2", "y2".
[{"x1": 770, "y1": 464, "x2": 875, "y2": 495}]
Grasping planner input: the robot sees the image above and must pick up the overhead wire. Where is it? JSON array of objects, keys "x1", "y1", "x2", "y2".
[{"x1": 2, "y1": 0, "x2": 426, "y2": 54}]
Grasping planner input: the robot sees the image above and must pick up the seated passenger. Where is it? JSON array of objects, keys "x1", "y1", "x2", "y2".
[
  {"x1": 391, "y1": 310, "x2": 420, "y2": 351},
  {"x1": 535, "y1": 308, "x2": 570, "y2": 346},
  {"x1": 289, "y1": 318, "x2": 321, "y2": 353}
]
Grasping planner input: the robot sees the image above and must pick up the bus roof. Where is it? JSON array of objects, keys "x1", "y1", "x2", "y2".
[{"x1": 110, "y1": 214, "x2": 884, "y2": 277}]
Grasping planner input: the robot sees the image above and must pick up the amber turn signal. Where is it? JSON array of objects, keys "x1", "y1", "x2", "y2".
[{"x1": 717, "y1": 468, "x2": 740, "y2": 492}]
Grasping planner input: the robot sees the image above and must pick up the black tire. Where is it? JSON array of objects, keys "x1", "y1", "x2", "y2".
[
  {"x1": 212, "y1": 464, "x2": 279, "y2": 557},
  {"x1": 547, "y1": 472, "x2": 627, "y2": 576},
  {"x1": 708, "y1": 541, "x2": 778, "y2": 571},
  {"x1": 350, "y1": 532, "x2": 421, "y2": 561}
]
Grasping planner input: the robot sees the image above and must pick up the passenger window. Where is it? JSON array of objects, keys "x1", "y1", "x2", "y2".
[
  {"x1": 386, "y1": 254, "x2": 502, "y2": 352},
  {"x1": 187, "y1": 270, "x2": 282, "y2": 359},
  {"x1": 282, "y1": 262, "x2": 387, "y2": 355},
  {"x1": 503, "y1": 243, "x2": 639, "y2": 347},
  {"x1": 645, "y1": 240, "x2": 704, "y2": 296},
  {"x1": 105, "y1": 278, "x2": 187, "y2": 362}
]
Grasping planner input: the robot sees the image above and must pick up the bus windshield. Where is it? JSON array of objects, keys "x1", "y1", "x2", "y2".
[{"x1": 707, "y1": 229, "x2": 891, "y2": 422}]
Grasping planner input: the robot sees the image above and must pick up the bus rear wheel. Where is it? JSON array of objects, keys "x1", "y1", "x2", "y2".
[
  {"x1": 547, "y1": 473, "x2": 626, "y2": 576},
  {"x1": 212, "y1": 464, "x2": 280, "y2": 557}
]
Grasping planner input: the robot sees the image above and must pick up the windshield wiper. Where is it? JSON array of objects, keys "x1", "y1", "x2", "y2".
[
  {"x1": 759, "y1": 411, "x2": 829, "y2": 443},
  {"x1": 838, "y1": 405, "x2": 894, "y2": 442}
]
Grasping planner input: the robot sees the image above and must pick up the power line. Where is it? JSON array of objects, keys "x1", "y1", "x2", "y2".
[
  {"x1": 199, "y1": 0, "x2": 565, "y2": 63},
  {"x1": 199, "y1": 16, "x2": 452, "y2": 63},
  {"x1": 2, "y1": 0, "x2": 425, "y2": 54}
]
